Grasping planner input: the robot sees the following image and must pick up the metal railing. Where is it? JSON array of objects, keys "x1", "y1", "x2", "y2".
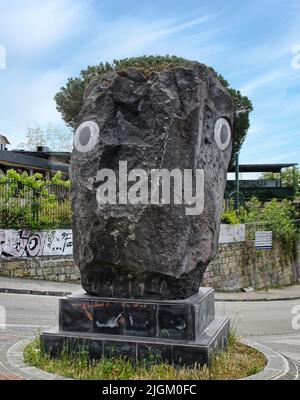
[{"x1": 0, "y1": 180, "x2": 71, "y2": 229}]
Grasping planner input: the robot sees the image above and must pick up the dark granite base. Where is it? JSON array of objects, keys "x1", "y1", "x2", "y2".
[
  {"x1": 41, "y1": 288, "x2": 230, "y2": 366},
  {"x1": 59, "y1": 287, "x2": 215, "y2": 340},
  {"x1": 41, "y1": 316, "x2": 230, "y2": 366}
]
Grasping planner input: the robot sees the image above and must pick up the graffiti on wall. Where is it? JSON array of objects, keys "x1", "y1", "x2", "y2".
[
  {"x1": 0, "y1": 229, "x2": 73, "y2": 257},
  {"x1": 0, "y1": 224, "x2": 245, "y2": 258}
]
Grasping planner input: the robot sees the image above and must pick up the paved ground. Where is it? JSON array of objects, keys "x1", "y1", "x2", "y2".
[
  {"x1": 0, "y1": 276, "x2": 80, "y2": 296},
  {"x1": 0, "y1": 278, "x2": 300, "y2": 379},
  {"x1": 0, "y1": 293, "x2": 57, "y2": 380},
  {"x1": 1, "y1": 276, "x2": 300, "y2": 301},
  {"x1": 216, "y1": 300, "x2": 300, "y2": 364},
  {"x1": 216, "y1": 284, "x2": 300, "y2": 302}
]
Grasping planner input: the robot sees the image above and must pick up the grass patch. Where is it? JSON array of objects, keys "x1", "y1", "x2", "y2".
[{"x1": 24, "y1": 332, "x2": 266, "y2": 380}]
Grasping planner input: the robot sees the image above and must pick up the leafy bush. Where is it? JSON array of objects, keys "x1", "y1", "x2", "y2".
[
  {"x1": 221, "y1": 210, "x2": 240, "y2": 224},
  {"x1": 222, "y1": 196, "x2": 296, "y2": 250},
  {"x1": 240, "y1": 197, "x2": 296, "y2": 250},
  {"x1": 0, "y1": 170, "x2": 71, "y2": 229}
]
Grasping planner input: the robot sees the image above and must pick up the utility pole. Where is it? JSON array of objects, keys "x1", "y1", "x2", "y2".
[
  {"x1": 235, "y1": 152, "x2": 240, "y2": 210},
  {"x1": 293, "y1": 165, "x2": 296, "y2": 197}
]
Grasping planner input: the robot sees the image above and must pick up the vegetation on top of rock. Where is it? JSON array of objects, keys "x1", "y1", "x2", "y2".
[{"x1": 54, "y1": 55, "x2": 252, "y2": 163}]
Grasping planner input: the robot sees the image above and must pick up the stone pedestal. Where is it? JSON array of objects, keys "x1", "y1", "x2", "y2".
[{"x1": 41, "y1": 287, "x2": 230, "y2": 366}]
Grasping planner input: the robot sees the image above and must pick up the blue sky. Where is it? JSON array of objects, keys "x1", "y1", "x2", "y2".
[{"x1": 0, "y1": 0, "x2": 299, "y2": 166}]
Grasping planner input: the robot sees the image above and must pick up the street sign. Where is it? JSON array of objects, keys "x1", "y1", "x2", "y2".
[{"x1": 255, "y1": 231, "x2": 273, "y2": 250}]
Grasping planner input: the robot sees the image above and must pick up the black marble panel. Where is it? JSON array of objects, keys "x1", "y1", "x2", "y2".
[
  {"x1": 137, "y1": 343, "x2": 173, "y2": 364},
  {"x1": 195, "y1": 291, "x2": 215, "y2": 339},
  {"x1": 86, "y1": 339, "x2": 104, "y2": 360},
  {"x1": 124, "y1": 303, "x2": 156, "y2": 337},
  {"x1": 103, "y1": 340, "x2": 136, "y2": 360},
  {"x1": 59, "y1": 299, "x2": 94, "y2": 332},
  {"x1": 158, "y1": 305, "x2": 194, "y2": 339},
  {"x1": 173, "y1": 346, "x2": 208, "y2": 366},
  {"x1": 93, "y1": 302, "x2": 124, "y2": 335}
]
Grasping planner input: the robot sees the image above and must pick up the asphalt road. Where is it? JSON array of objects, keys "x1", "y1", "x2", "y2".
[
  {"x1": 0, "y1": 293, "x2": 300, "y2": 365},
  {"x1": 216, "y1": 300, "x2": 300, "y2": 362}
]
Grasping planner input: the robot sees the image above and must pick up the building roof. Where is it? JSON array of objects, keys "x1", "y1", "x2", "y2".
[
  {"x1": 228, "y1": 163, "x2": 298, "y2": 173},
  {"x1": 12, "y1": 150, "x2": 71, "y2": 163},
  {"x1": 0, "y1": 150, "x2": 69, "y2": 174},
  {"x1": 0, "y1": 151, "x2": 297, "y2": 177},
  {"x1": 0, "y1": 134, "x2": 11, "y2": 145}
]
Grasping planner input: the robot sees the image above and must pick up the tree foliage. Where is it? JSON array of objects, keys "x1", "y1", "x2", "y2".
[
  {"x1": 222, "y1": 196, "x2": 296, "y2": 252},
  {"x1": 241, "y1": 197, "x2": 296, "y2": 247},
  {"x1": 260, "y1": 167, "x2": 300, "y2": 196},
  {"x1": 54, "y1": 55, "x2": 253, "y2": 163},
  {"x1": 209, "y1": 69, "x2": 253, "y2": 163}
]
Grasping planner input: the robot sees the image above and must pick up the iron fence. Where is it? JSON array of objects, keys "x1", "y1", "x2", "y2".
[{"x1": 0, "y1": 180, "x2": 71, "y2": 229}]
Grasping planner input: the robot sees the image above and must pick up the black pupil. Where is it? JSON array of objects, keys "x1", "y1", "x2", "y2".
[
  {"x1": 79, "y1": 126, "x2": 91, "y2": 146},
  {"x1": 220, "y1": 125, "x2": 228, "y2": 144}
]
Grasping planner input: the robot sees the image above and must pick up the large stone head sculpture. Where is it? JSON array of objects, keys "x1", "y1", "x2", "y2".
[{"x1": 70, "y1": 62, "x2": 233, "y2": 299}]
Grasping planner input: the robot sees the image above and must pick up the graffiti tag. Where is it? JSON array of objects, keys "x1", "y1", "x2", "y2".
[{"x1": 0, "y1": 229, "x2": 73, "y2": 257}]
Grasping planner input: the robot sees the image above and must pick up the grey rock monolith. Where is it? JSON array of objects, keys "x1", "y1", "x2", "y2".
[{"x1": 70, "y1": 62, "x2": 233, "y2": 299}]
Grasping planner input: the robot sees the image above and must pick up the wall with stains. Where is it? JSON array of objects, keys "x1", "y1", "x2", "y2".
[{"x1": 203, "y1": 240, "x2": 298, "y2": 291}]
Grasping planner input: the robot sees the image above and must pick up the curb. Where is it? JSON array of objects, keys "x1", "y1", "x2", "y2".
[
  {"x1": 6, "y1": 338, "x2": 71, "y2": 380},
  {"x1": 215, "y1": 295, "x2": 300, "y2": 302},
  {"x1": 240, "y1": 339, "x2": 289, "y2": 380},
  {"x1": 0, "y1": 288, "x2": 73, "y2": 297},
  {"x1": 6, "y1": 337, "x2": 292, "y2": 381}
]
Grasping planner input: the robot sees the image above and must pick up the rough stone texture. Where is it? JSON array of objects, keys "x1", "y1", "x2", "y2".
[{"x1": 71, "y1": 62, "x2": 233, "y2": 299}]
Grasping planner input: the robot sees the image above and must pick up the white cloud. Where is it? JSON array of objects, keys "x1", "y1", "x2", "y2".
[
  {"x1": 239, "y1": 71, "x2": 281, "y2": 96},
  {"x1": 0, "y1": 67, "x2": 68, "y2": 146},
  {"x1": 246, "y1": 122, "x2": 265, "y2": 136},
  {"x1": 0, "y1": 0, "x2": 89, "y2": 55},
  {"x1": 75, "y1": 9, "x2": 226, "y2": 64}
]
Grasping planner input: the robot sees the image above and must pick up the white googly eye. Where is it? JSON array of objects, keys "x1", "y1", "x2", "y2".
[
  {"x1": 74, "y1": 121, "x2": 99, "y2": 153},
  {"x1": 214, "y1": 118, "x2": 231, "y2": 150}
]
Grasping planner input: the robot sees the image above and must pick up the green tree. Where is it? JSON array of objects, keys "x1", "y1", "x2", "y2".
[
  {"x1": 54, "y1": 55, "x2": 252, "y2": 163},
  {"x1": 260, "y1": 167, "x2": 300, "y2": 196},
  {"x1": 209, "y1": 69, "x2": 253, "y2": 163},
  {"x1": 18, "y1": 123, "x2": 72, "y2": 152}
]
